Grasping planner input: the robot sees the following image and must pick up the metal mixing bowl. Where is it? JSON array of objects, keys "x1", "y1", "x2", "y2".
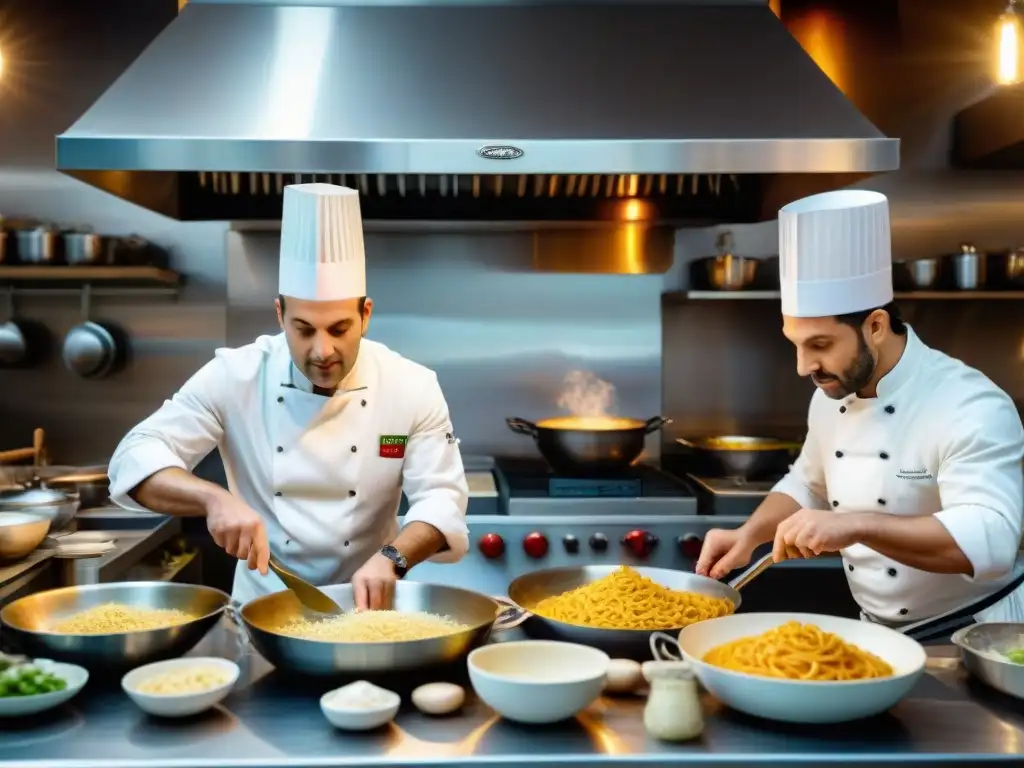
[
  {"x1": 238, "y1": 581, "x2": 517, "y2": 676},
  {"x1": 951, "y1": 622, "x2": 1024, "y2": 700},
  {"x1": 507, "y1": 564, "x2": 751, "y2": 660},
  {"x1": 0, "y1": 581, "x2": 230, "y2": 671},
  {"x1": 0, "y1": 512, "x2": 51, "y2": 560}
]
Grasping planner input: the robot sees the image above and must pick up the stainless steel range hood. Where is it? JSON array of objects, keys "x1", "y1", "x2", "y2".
[{"x1": 56, "y1": 0, "x2": 899, "y2": 223}]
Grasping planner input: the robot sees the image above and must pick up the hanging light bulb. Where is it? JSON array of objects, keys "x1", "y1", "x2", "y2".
[
  {"x1": 0, "y1": 44, "x2": 5, "y2": 81},
  {"x1": 995, "y1": 0, "x2": 1023, "y2": 85}
]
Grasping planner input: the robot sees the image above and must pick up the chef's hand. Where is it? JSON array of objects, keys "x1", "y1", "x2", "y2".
[
  {"x1": 205, "y1": 492, "x2": 270, "y2": 576},
  {"x1": 351, "y1": 553, "x2": 397, "y2": 611},
  {"x1": 773, "y1": 508, "x2": 862, "y2": 563},
  {"x1": 695, "y1": 528, "x2": 758, "y2": 581}
]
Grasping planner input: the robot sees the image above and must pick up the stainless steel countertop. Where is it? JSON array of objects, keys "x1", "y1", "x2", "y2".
[{"x1": 2, "y1": 622, "x2": 1024, "y2": 768}]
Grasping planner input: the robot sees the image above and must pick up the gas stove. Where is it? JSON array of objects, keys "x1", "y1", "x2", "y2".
[
  {"x1": 687, "y1": 473, "x2": 781, "y2": 516},
  {"x1": 407, "y1": 457, "x2": 747, "y2": 595}
]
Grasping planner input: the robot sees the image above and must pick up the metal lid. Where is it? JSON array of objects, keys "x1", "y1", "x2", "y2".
[{"x1": 0, "y1": 486, "x2": 70, "y2": 508}]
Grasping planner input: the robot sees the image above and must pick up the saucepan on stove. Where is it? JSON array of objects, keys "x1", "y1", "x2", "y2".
[
  {"x1": 676, "y1": 435, "x2": 802, "y2": 480},
  {"x1": 506, "y1": 416, "x2": 672, "y2": 474}
]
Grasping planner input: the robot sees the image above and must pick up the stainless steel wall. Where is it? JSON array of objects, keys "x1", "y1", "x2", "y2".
[
  {"x1": 661, "y1": 0, "x2": 1024, "y2": 443},
  {"x1": 226, "y1": 230, "x2": 664, "y2": 458},
  {"x1": 0, "y1": 0, "x2": 227, "y2": 465}
]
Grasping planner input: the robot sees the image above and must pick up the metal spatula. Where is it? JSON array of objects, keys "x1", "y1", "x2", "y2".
[{"x1": 269, "y1": 555, "x2": 344, "y2": 616}]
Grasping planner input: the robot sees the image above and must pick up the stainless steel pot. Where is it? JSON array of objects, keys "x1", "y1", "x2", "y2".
[
  {"x1": 15, "y1": 227, "x2": 60, "y2": 264},
  {"x1": 63, "y1": 232, "x2": 107, "y2": 265},
  {"x1": 0, "y1": 581, "x2": 230, "y2": 672},
  {"x1": 953, "y1": 243, "x2": 986, "y2": 290},
  {"x1": 506, "y1": 415, "x2": 671, "y2": 474},
  {"x1": 236, "y1": 581, "x2": 523, "y2": 676},
  {"x1": 676, "y1": 435, "x2": 801, "y2": 479},
  {"x1": 0, "y1": 485, "x2": 80, "y2": 530},
  {"x1": 0, "y1": 512, "x2": 51, "y2": 561},
  {"x1": 507, "y1": 557, "x2": 773, "y2": 660},
  {"x1": 898, "y1": 257, "x2": 941, "y2": 289}
]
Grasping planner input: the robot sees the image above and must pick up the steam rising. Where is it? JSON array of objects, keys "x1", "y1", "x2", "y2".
[{"x1": 557, "y1": 371, "x2": 617, "y2": 418}]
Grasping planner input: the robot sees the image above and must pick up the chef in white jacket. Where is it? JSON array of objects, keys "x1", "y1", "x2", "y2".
[
  {"x1": 696, "y1": 189, "x2": 1024, "y2": 638},
  {"x1": 108, "y1": 183, "x2": 469, "y2": 608}
]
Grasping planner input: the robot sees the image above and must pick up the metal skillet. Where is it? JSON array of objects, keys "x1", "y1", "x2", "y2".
[
  {"x1": 506, "y1": 554, "x2": 773, "y2": 660},
  {"x1": 233, "y1": 580, "x2": 525, "y2": 677}
]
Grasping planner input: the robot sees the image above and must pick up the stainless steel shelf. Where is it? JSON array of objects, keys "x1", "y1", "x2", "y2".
[{"x1": 668, "y1": 290, "x2": 1024, "y2": 301}]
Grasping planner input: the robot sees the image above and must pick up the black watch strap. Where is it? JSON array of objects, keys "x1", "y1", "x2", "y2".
[{"x1": 380, "y1": 544, "x2": 409, "y2": 578}]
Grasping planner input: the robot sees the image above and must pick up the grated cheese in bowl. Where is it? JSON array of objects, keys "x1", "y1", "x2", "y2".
[{"x1": 324, "y1": 681, "x2": 398, "y2": 711}]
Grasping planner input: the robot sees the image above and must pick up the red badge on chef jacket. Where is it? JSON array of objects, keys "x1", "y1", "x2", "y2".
[{"x1": 379, "y1": 435, "x2": 408, "y2": 459}]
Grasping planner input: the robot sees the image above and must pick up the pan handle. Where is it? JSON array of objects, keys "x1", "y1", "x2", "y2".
[
  {"x1": 490, "y1": 596, "x2": 531, "y2": 632},
  {"x1": 506, "y1": 417, "x2": 539, "y2": 437},
  {"x1": 643, "y1": 416, "x2": 673, "y2": 434},
  {"x1": 223, "y1": 601, "x2": 255, "y2": 662},
  {"x1": 649, "y1": 631, "x2": 684, "y2": 662},
  {"x1": 726, "y1": 553, "x2": 774, "y2": 591}
]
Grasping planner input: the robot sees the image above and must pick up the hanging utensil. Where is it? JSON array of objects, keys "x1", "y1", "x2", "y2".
[
  {"x1": 0, "y1": 288, "x2": 51, "y2": 369},
  {"x1": 269, "y1": 555, "x2": 344, "y2": 616},
  {"x1": 61, "y1": 286, "x2": 129, "y2": 379}
]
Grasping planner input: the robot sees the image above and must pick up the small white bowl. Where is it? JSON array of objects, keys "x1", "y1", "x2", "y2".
[
  {"x1": 468, "y1": 640, "x2": 609, "y2": 724},
  {"x1": 122, "y1": 657, "x2": 239, "y2": 718},
  {"x1": 320, "y1": 681, "x2": 401, "y2": 731},
  {"x1": 0, "y1": 659, "x2": 89, "y2": 717}
]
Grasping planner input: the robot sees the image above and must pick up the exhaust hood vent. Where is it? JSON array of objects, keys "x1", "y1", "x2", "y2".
[
  {"x1": 57, "y1": 1, "x2": 899, "y2": 223},
  {"x1": 953, "y1": 85, "x2": 1024, "y2": 169}
]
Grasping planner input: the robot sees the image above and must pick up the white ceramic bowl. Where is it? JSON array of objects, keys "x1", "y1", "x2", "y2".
[
  {"x1": 320, "y1": 681, "x2": 401, "y2": 731},
  {"x1": 122, "y1": 657, "x2": 239, "y2": 718},
  {"x1": 468, "y1": 640, "x2": 609, "y2": 724},
  {"x1": 666, "y1": 612, "x2": 926, "y2": 724},
  {"x1": 0, "y1": 659, "x2": 89, "y2": 717}
]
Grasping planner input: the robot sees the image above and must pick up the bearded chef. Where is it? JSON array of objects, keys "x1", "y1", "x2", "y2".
[
  {"x1": 108, "y1": 183, "x2": 469, "y2": 609},
  {"x1": 696, "y1": 189, "x2": 1024, "y2": 639}
]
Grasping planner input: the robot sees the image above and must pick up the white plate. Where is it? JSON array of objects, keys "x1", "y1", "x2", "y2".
[
  {"x1": 0, "y1": 659, "x2": 89, "y2": 717},
  {"x1": 665, "y1": 612, "x2": 927, "y2": 724},
  {"x1": 122, "y1": 657, "x2": 239, "y2": 718}
]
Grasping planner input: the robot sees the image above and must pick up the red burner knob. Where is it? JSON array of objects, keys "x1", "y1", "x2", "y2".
[
  {"x1": 523, "y1": 531, "x2": 549, "y2": 559},
  {"x1": 622, "y1": 529, "x2": 659, "y2": 558},
  {"x1": 676, "y1": 534, "x2": 704, "y2": 560},
  {"x1": 478, "y1": 533, "x2": 505, "y2": 559}
]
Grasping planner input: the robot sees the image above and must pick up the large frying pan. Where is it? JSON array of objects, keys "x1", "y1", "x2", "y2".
[
  {"x1": 506, "y1": 555, "x2": 773, "y2": 660},
  {"x1": 506, "y1": 415, "x2": 672, "y2": 473}
]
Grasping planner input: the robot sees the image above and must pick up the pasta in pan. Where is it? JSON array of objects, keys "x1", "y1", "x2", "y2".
[
  {"x1": 703, "y1": 621, "x2": 894, "y2": 681},
  {"x1": 529, "y1": 566, "x2": 735, "y2": 630}
]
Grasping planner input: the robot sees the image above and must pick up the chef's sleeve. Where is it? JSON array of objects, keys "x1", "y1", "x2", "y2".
[
  {"x1": 770, "y1": 393, "x2": 829, "y2": 510},
  {"x1": 108, "y1": 355, "x2": 229, "y2": 513},
  {"x1": 401, "y1": 372, "x2": 470, "y2": 563},
  {"x1": 933, "y1": 390, "x2": 1024, "y2": 583}
]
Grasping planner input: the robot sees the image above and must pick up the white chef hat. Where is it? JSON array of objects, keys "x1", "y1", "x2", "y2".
[
  {"x1": 278, "y1": 183, "x2": 366, "y2": 301},
  {"x1": 778, "y1": 189, "x2": 893, "y2": 318}
]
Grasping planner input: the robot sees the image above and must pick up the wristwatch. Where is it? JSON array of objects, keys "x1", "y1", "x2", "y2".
[{"x1": 379, "y1": 544, "x2": 409, "y2": 578}]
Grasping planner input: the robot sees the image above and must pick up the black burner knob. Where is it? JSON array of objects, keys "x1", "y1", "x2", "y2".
[
  {"x1": 589, "y1": 533, "x2": 609, "y2": 552},
  {"x1": 563, "y1": 534, "x2": 580, "y2": 554}
]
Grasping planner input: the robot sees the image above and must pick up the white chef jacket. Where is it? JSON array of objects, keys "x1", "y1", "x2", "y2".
[
  {"x1": 773, "y1": 325, "x2": 1024, "y2": 625},
  {"x1": 107, "y1": 334, "x2": 470, "y2": 603}
]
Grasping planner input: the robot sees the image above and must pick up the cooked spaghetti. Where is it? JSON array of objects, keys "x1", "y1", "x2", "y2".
[
  {"x1": 50, "y1": 603, "x2": 197, "y2": 634},
  {"x1": 703, "y1": 621, "x2": 894, "y2": 681},
  {"x1": 529, "y1": 566, "x2": 734, "y2": 630},
  {"x1": 276, "y1": 610, "x2": 468, "y2": 642}
]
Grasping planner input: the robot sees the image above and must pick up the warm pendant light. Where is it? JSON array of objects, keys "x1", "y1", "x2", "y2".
[{"x1": 995, "y1": 0, "x2": 1023, "y2": 85}]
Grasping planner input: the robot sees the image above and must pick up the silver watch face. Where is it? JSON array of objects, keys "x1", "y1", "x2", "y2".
[{"x1": 383, "y1": 545, "x2": 407, "y2": 568}]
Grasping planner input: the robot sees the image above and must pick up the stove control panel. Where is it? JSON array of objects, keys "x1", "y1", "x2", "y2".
[{"x1": 477, "y1": 533, "x2": 505, "y2": 559}]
